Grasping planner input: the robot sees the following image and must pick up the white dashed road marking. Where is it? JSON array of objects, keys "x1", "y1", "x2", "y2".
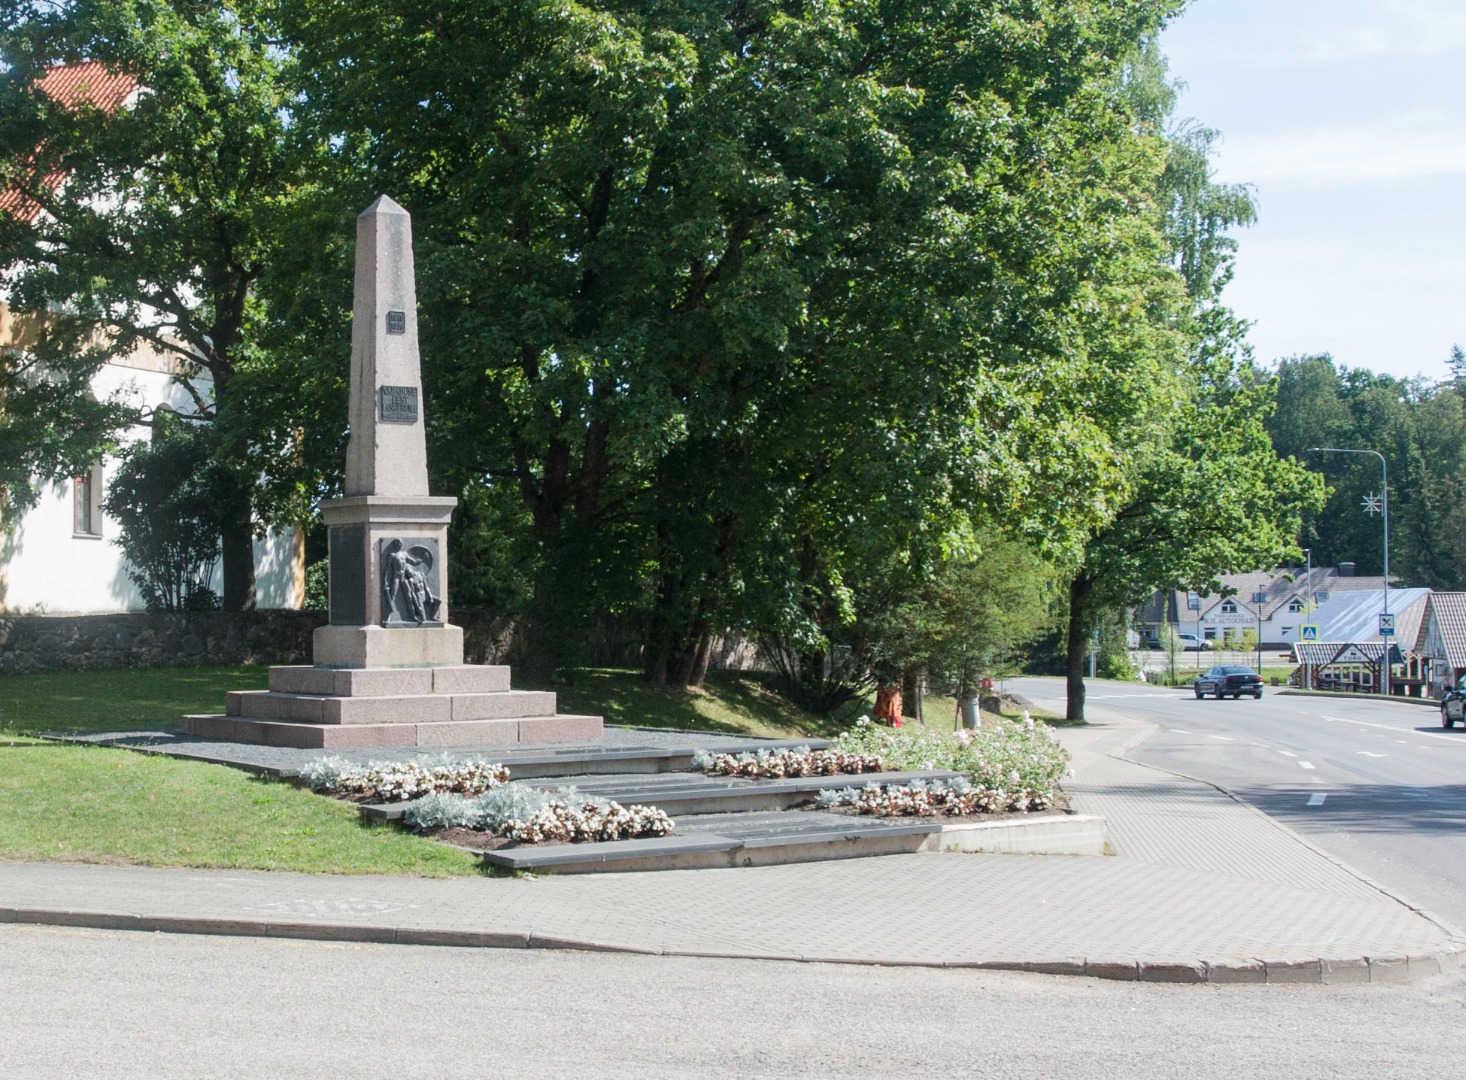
[
  {"x1": 1278, "y1": 750, "x2": 1297, "y2": 757},
  {"x1": 1357, "y1": 751, "x2": 1386, "y2": 758},
  {"x1": 1307, "y1": 793, "x2": 1327, "y2": 806},
  {"x1": 1321, "y1": 715, "x2": 1465, "y2": 745},
  {"x1": 1299, "y1": 761, "x2": 1316, "y2": 770}
]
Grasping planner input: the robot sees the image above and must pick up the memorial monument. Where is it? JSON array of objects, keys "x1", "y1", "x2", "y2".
[{"x1": 183, "y1": 196, "x2": 603, "y2": 749}]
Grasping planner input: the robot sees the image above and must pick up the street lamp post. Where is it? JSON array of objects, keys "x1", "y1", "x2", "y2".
[{"x1": 1308, "y1": 447, "x2": 1390, "y2": 697}]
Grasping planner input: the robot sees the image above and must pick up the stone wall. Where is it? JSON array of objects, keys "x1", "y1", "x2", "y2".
[
  {"x1": 0, "y1": 611, "x2": 327, "y2": 674},
  {"x1": 0, "y1": 609, "x2": 758, "y2": 674}
]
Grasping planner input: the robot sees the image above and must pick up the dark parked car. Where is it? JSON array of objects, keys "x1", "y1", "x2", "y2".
[
  {"x1": 1442, "y1": 685, "x2": 1466, "y2": 729},
  {"x1": 1194, "y1": 665, "x2": 1264, "y2": 700}
]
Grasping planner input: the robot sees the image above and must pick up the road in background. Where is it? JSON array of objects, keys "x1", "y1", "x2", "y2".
[{"x1": 1010, "y1": 677, "x2": 1466, "y2": 931}]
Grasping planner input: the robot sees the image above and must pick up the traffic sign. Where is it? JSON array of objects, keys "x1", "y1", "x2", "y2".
[
  {"x1": 1300, "y1": 625, "x2": 1319, "y2": 641},
  {"x1": 1379, "y1": 613, "x2": 1395, "y2": 636}
]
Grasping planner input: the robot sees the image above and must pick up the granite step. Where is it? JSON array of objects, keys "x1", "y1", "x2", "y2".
[
  {"x1": 476, "y1": 811, "x2": 941, "y2": 874},
  {"x1": 359, "y1": 767, "x2": 960, "y2": 821},
  {"x1": 453, "y1": 737, "x2": 834, "y2": 781},
  {"x1": 226, "y1": 688, "x2": 558, "y2": 725},
  {"x1": 181, "y1": 712, "x2": 602, "y2": 750}
]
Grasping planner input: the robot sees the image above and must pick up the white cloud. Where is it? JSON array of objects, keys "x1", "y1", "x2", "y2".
[
  {"x1": 1167, "y1": 0, "x2": 1466, "y2": 72},
  {"x1": 1213, "y1": 112, "x2": 1466, "y2": 187}
]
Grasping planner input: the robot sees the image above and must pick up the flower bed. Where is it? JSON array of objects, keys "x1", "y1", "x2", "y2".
[
  {"x1": 298, "y1": 755, "x2": 510, "y2": 802},
  {"x1": 403, "y1": 782, "x2": 674, "y2": 845},
  {"x1": 815, "y1": 776, "x2": 1055, "y2": 817},
  {"x1": 691, "y1": 745, "x2": 885, "y2": 779},
  {"x1": 831, "y1": 715, "x2": 1069, "y2": 808}
]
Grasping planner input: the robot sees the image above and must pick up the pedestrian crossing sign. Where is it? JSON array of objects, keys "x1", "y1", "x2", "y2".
[{"x1": 1300, "y1": 625, "x2": 1319, "y2": 641}]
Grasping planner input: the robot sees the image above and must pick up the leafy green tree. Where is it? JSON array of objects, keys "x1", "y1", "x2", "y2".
[
  {"x1": 281, "y1": 0, "x2": 1191, "y2": 683},
  {"x1": 862, "y1": 540, "x2": 1058, "y2": 703},
  {"x1": 1267, "y1": 352, "x2": 1466, "y2": 591},
  {"x1": 100, "y1": 421, "x2": 227, "y2": 611},
  {"x1": 0, "y1": 0, "x2": 314, "y2": 608},
  {"x1": 1059, "y1": 40, "x2": 1324, "y2": 720}
]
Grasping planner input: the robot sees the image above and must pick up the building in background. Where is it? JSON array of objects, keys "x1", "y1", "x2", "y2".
[
  {"x1": 1135, "y1": 564, "x2": 1396, "y2": 649},
  {"x1": 0, "y1": 65, "x2": 299, "y2": 614},
  {"x1": 1413, "y1": 593, "x2": 1466, "y2": 698}
]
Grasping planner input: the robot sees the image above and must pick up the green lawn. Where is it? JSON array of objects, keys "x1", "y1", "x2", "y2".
[
  {"x1": 0, "y1": 665, "x2": 268, "y2": 734},
  {"x1": 0, "y1": 663, "x2": 844, "y2": 875},
  {"x1": 0, "y1": 735, "x2": 478, "y2": 875},
  {"x1": 529, "y1": 667, "x2": 858, "y2": 739},
  {"x1": 0, "y1": 663, "x2": 1061, "y2": 874}
]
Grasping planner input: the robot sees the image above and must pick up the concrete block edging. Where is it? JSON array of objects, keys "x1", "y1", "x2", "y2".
[{"x1": 4, "y1": 903, "x2": 1461, "y2": 983}]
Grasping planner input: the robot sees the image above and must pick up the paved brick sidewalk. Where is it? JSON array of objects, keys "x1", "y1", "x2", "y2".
[{"x1": 3, "y1": 690, "x2": 1463, "y2": 983}]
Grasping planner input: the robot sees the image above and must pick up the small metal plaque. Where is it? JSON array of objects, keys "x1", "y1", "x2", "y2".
[
  {"x1": 379, "y1": 385, "x2": 418, "y2": 423},
  {"x1": 386, "y1": 310, "x2": 406, "y2": 334}
]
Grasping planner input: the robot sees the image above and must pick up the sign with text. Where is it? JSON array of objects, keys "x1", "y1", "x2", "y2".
[{"x1": 1379, "y1": 613, "x2": 1396, "y2": 636}]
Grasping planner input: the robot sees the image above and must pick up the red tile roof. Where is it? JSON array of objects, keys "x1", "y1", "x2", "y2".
[{"x1": 0, "y1": 62, "x2": 139, "y2": 224}]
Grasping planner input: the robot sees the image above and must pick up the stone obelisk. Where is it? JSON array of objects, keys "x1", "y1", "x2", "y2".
[
  {"x1": 180, "y1": 197, "x2": 602, "y2": 749},
  {"x1": 313, "y1": 194, "x2": 463, "y2": 669}
]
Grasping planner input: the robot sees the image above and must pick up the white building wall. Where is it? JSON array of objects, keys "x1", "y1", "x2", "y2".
[{"x1": 1, "y1": 348, "x2": 299, "y2": 614}]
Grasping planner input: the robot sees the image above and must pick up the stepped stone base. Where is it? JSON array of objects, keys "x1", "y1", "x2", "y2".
[
  {"x1": 180, "y1": 662, "x2": 603, "y2": 750},
  {"x1": 180, "y1": 712, "x2": 603, "y2": 750}
]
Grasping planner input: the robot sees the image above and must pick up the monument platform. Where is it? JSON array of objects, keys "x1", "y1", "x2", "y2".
[{"x1": 181, "y1": 664, "x2": 602, "y2": 749}]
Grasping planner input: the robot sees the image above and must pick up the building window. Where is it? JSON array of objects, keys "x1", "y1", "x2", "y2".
[
  {"x1": 1315, "y1": 591, "x2": 1329, "y2": 602},
  {"x1": 73, "y1": 462, "x2": 103, "y2": 537},
  {"x1": 1220, "y1": 600, "x2": 1237, "y2": 614},
  {"x1": 1204, "y1": 628, "x2": 1218, "y2": 640},
  {"x1": 1288, "y1": 600, "x2": 1305, "y2": 613}
]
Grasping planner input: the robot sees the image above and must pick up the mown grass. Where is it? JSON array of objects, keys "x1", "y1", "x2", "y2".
[
  {"x1": 0, "y1": 735, "x2": 478, "y2": 875},
  {"x1": 0, "y1": 663, "x2": 1064, "y2": 874},
  {"x1": 528, "y1": 667, "x2": 858, "y2": 740},
  {"x1": 0, "y1": 665, "x2": 268, "y2": 734},
  {"x1": 0, "y1": 663, "x2": 842, "y2": 874}
]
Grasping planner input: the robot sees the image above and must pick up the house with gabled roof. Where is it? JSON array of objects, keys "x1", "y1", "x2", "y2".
[
  {"x1": 1413, "y1": 593, "x2": 1466, "y2": 698},
  {"x1": 1135, "y1": 563, "x2": 1396, "y2": 649},
  {"x1": 1, "y1": 64, "x2": 300, "y2": 614}
]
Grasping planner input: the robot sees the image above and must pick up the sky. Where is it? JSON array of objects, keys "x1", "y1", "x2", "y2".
[{"x1": 1160, "y1": 0, "x2": 1466, "y2": 382}]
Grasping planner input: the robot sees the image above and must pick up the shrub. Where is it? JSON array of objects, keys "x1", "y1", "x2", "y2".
[{"x1": 833, "y1": 716, "x2": 1068, "y2": 800}]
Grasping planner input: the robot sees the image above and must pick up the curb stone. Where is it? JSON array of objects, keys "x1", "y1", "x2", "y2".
[
  {"x1": 3, "y1": 903, "x2": 1463, "y2": 982},
  {"x1": 1206, "y1": 959, "x2": 1265, "y2": 984}
]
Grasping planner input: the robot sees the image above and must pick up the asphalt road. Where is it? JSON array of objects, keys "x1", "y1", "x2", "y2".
[
  {"x1": 1012, "y1": 677, "x2": 1466, "y2": 932},
  {"x1": 2, "y1": 924, "x2": 1462, "y2": 1080}
]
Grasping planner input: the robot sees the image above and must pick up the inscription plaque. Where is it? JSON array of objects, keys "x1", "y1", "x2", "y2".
[
  {"x1": 386, "y1": 310, "x2": 406, "y2": 334},
  {"x1": 379, "y1": 385, "x2": 418, "y2": 424},
  {"x1": 328, "y1": 525, "x2": 366, "y2": 626}
]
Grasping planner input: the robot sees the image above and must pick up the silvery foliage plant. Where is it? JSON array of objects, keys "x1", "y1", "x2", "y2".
[
  {"x1": 298, "y1": 754, "x2": 510, "y2": 801},
  {"x1": 403, "y1": 782, "x2": 675, "y2": 844}
]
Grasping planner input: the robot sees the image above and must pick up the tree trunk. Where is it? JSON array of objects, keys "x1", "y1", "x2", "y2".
[
  {"x1": 1065, "y1": 574, "x2": 1091, "y2": 723},
  {"x1": 688, "y1": 629, "x2": 714, "y2": 689},
  {"x1": 901, "y1": 665, "x2": 924, "y2": 724},
  {"x1": 217, "y1": 466, "x2": 256, "y2": 612}
]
